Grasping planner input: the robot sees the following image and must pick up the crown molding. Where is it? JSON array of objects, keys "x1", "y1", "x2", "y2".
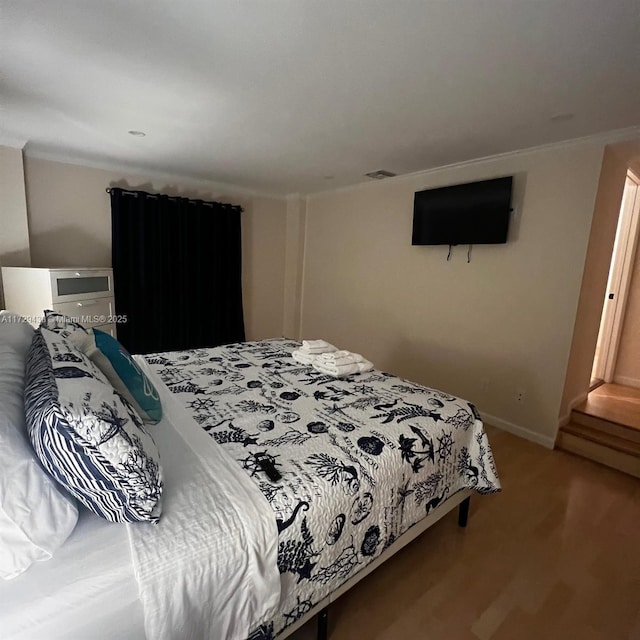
[
  {"x1": 11, "y1": 125, "x2": 639, "y2": 200},
  {"x1": 303, "y1": 125, "x2": 640, "y2": 199},
  {"x1": 22, "y1": 145, "x2": 286, "y2": 200}
]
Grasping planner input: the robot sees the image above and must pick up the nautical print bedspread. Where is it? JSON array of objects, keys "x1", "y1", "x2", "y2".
[{"x1": 144, "y1": 339, "x2": 500, "y2": 637}]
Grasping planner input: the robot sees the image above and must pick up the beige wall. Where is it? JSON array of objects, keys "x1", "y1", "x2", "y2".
[
  {"x1": 0, "y1": 146, "x2": 31, "y2": 266},
  {"x1": 301, "y1": 142, "x2": 606, "y2": 445},
  {"x1": 560, "y1": 140, "x2": 640, "y2": 418},
  {"x1": 23, "y1": 156, "x2": 287, "y2": 341},
  {"x1": 10, "y1": 137, "x2": 640, "y2": 444},
  {"x1": 241, "y1": 194, "x2": 288, "y2": 340},
  {"x1": 282, "y1": 195, "x2": 306, "y2": 339}
]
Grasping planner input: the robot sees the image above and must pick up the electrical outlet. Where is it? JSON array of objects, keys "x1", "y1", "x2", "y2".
[
  {"x1": 516, "y1": 388, "x2": 526, "y2": 403},
  {"x1": 480, "y1": 378, "x2": 490, "y2": 392}
]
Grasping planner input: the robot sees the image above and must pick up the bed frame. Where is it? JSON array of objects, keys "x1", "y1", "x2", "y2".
[{"x1": 279, "y1": 490, "x2": 473, "y2": 640}]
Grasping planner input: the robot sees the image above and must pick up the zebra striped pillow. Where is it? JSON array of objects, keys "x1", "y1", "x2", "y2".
[{"x1": 24, "y1": 328, "x2": 163, "y2": 523}]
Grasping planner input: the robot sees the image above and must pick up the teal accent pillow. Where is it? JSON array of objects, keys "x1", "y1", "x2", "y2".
[{"x1": 74, "y1": 329, "x2": 162, "y2": 424}]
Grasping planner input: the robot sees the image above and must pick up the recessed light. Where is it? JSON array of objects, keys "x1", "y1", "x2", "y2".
[
  {"x1": 550, "y1": 113, "x2": 575, "y2": 122},
  {"x1": 365, "y1": 170, "x2": 397, "y2": 180},
  {"x1": 128, "y1": 130, "x2": 146, "y2": 137}
]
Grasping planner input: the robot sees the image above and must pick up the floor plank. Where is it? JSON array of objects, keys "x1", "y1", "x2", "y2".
[
  {"x1": 290, "y1": 427, "x2": 640, "y2": 640},
  {"x1": 575, "y1": 383, "x2": 640, "y2": 432}
]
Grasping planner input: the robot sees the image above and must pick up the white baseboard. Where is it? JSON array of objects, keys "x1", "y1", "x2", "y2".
[
  {"x1": 480, "y1": 411, "x2": 556, "y2": 449},
  {"x1": 557, "y1": 391, "x2": 590, "y2": 429},
  {"x1": 613, "y1": 375, "x2": 640, "y2": 389},
  {"x1": 557, "y1": 413, "x2": 571, "y2": 429}
]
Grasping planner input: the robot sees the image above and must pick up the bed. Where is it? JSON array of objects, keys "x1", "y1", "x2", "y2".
[{"x1": 1, "y1": 330, "x2": 500, "y2": 640}]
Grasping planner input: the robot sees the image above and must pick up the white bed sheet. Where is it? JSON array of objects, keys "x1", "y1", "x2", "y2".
[
  {"x1": 0, "y1": 506, "x2": 144, "y2": 640},
  {"x1": 127, "y1": 357, "x2": 280, "y2": 640}
]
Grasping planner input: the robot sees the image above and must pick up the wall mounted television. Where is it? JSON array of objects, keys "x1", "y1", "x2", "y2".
[{"x1": 412, "y1": 176, "x2": 513, "y2": 245}]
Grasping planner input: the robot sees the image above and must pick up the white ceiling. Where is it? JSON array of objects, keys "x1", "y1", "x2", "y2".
[{"x1": 1, "y1": 0, "x2": 639, "y2": 195}]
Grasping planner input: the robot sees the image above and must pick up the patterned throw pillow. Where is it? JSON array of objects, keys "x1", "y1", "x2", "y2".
[
  {"x1": 67, "y1": 328, "x2": 162, "y2": 424},
  {"x1": 24, "y1": 328, "x2": 163, "y2": 523},
  {"x1": 40, "y1": 309, "x2": 88, "y2": 339}
]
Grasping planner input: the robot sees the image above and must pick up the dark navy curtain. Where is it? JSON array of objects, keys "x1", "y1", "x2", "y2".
[{"x1": 110, "y1": 188, "x2": 245, "y2": 354}]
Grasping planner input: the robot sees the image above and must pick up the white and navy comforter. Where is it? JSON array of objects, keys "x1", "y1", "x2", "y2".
[{"x1": 144, "y1": 339, "x2": 500, "y2": 637}]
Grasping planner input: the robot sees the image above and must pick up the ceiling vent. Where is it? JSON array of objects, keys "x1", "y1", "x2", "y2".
[{"x1": 365, "y1": 170, "x2": 396, "y2": 180}]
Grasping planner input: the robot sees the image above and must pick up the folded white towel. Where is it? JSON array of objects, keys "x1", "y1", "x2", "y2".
[
  {"x1": 300, "y1": 339, "x2": 337, "y2": 355},
  {"x1": 317, "y1": 351, "x2": 365, "y2": 366},
  {"x1": 314, "y1": 359, "x2": 374, "y2": 378},
  {"x1": 317, "y1": 349, "x2": 350, "y2": 359},
  {"x1": 292, "y1": 349, "x2": 318, "y2": 366}
]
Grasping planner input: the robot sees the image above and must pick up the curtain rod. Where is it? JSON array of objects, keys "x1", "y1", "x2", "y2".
[{"x1": 105, "y1": 187, "x2": 242, "y2": 211}]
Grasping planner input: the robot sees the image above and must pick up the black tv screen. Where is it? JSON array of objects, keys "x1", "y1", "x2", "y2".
[{"x1": 412, "y1": 176, "x2": 513, "y2": 245}]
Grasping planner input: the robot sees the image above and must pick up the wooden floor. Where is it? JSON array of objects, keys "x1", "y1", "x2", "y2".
[
  {"x1": 291, "y1": 426, "x2": 640, "y2": 640},
  {"x1": 576, "y1": 383, "x2": 640, "y2": 432}
]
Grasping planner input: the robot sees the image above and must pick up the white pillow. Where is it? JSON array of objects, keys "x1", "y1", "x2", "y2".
[
  {"x1": 0, "y1": 311, "x2": 37, "y2": 358},
  {"x1": 0, "y1": 324, "x2": 78, "y2": 580}
]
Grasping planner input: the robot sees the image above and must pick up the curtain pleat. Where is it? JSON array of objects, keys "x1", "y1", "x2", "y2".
[{"x1": 110, "y1": 189, "x2": 245, "y2": 355}]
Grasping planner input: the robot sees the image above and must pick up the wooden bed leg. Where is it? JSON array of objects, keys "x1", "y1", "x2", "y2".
[
  {"x1": 458, "y1": 497, "x2": 471, "y2": 528},
  {"x1": 317, "y1": 606, "x2": 329, "y2": 640}
]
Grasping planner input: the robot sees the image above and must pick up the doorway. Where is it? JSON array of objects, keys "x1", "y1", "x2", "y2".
[{"x1": 591, "y1": 170, "x2": 640, "y2": 387}]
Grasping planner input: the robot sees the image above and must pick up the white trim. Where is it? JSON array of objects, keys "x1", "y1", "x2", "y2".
[
  {"x1": 558, "y1": 391, "x2": 589, "y2": 428},
  {"x1": 599, "y1": 174, "x2": 640, "y2": 381},
  {"x1": 304, "y1": 126, "x2": 640, "y2": 199},
  {"x1": 22, "y1": 146, "x2": 285, "y2": 200},
  {"x1": 14, "y1": 126, "x2": 639, "y2": 199},
  {"x1": 558, "y1": 414, "x2": 571, "y2": 429},
  {"x1": 613, "y1": 375, "x2": 640, "y2": 389},
  {"x1": 480, "y1": 411, "x2": 555, "y2": 449}
]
